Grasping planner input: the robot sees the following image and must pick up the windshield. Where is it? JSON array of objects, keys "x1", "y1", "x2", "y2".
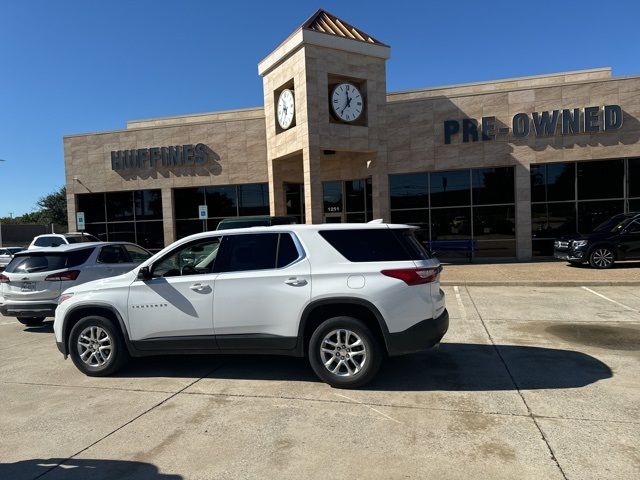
[{"x1": 592, "y1": 214, "x2": 632, "y2": 233}]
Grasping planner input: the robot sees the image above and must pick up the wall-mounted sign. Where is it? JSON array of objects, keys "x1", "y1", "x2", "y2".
[
  {"x1": 198, "y1": 205, "x2": 208, "y2": 220},
  {"x1": 76, "y1": 211, "x2": 85, "y2": 231},
  {"x1": 443, "y1": 105, "x2": 623, "y2": 144},
  {"x1": 111, "y1": 143, "x2": 208, "y2": 170}
]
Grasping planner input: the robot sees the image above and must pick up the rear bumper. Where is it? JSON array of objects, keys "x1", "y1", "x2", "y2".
[
  {"x1": 386, "y1": 309, "x2": 449, "y2": 356},
  {"x1": 0, "y1": 302, "x2": 57, "y2": 318}
]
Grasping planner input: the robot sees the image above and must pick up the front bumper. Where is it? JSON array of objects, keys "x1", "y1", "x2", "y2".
[
  {"x1": 554, "y1": 248, "x2": 586, "y2": 262},
  {"x1": 386, "y1": 309, "x2": 449, "y2": 356},
  {"x1": 0, "y1": 302, "x2": 57, "y2": 318}
]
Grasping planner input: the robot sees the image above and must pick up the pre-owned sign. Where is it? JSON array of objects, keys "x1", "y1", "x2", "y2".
[
  {"x1": 111, "y1": 143, "x2": 208, "y2": 170},
  {"x1": 443, "y1": 105, "x2": 623, "y2": 144}
]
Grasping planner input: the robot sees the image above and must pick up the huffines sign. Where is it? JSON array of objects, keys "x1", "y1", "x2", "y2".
[
  {"x1": 443, "y1": 105, "x2": 623, "y2": 144},
  {"x1": 111, "y1": 143, "x2": 209, "y2": 170}
]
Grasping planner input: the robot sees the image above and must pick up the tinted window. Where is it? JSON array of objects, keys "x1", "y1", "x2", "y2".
[
  {"x1": 577, "y1": 201, "x2": 625, "y2": 233},
  {"x1": 430, "y1": 170, "x2": 470, "y2": 207},
  {"x1": 530, "y1": 165, "x2": 546, "y2": 203},
  {"x1": 472, "y1": 167, "x2": 514, "y2": 205},
  {"x1": 577, "y1": 160, "x2": 624, "y2": 200},
  {"x1": 98, "y1": 245, "x2": 129, "y2": 264},
  {"x1": 430, "y1": 208, "x2": 472, "y2": 239},
  {"x1": 65, "y1": 234, "x2": 99, "y2": 243},
  {"x1": 238, "y1": 184, "x2": 269, "y2": 216},
  {"x1": 319, "y1": 229, "x2": 427, "y2": 262},
  {"x1": 390, "y1": 173, "x2": 428, "y2": 210},
  {"x1": 215, "y1": 233, "x2": 278, "y2": 273},
  {"x1": 174, "y1": 187, "x2": 206, "y2": 219},
  {"x1": 323, "y1": 181, "x2": 342, "y2": 213},
  {"x1": 124, "y1": 244, "x2": 152, "y2": 263},
  {"x1": 134, "y1": 190, "x2": 163, "y2": 220},
  {"x1": 624, "y1": 220, "x2": 640, "y2": 234},
  {"x1": 345, "y1": 180, "x2": 366, "y2": 212},
  {"x1": 77, "y1": 193, "x2": 106, "y2": 223},
  {"x1": 106, "y1": 191, "x2": 134, "y2": 221},
  {"x1": 34, "y1": 236, "x2": 64, "y2": 247},
  {"x1": 630, "y1": 158, "x2": 640, "y2": 198},
  {"x1": 5, "y1": 248, "x2": 93, "y2": 273},
  {"x1": 277, "y1": 233, "x2": 300, "y2": 267},
  {"x1": 206, "y1": 185, "x2": 237, "y2": 217},
  {"x1": 546, "y1": 163, "x2": 575, "y2": 201}
]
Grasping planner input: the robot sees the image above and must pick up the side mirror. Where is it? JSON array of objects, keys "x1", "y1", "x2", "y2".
[{"x1": 137, "y1": 266, "x2": 152, "y2": 280}]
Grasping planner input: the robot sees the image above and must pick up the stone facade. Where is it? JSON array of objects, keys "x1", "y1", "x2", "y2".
[{"x1": 63, "y1": 11, "x2": 640, "y2": 260}]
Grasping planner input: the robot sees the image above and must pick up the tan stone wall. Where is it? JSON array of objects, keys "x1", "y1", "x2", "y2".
[
  {"x1": 65, "y1": 116, "x2": 268, "y2": 232},
  {"x1": 384, "y1": 76, "x2": 640, "y2": 173}
]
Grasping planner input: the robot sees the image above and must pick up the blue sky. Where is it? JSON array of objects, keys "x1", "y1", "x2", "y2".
[{"x1": 1, "y1": 0, "x2": 639, "y2": 217}]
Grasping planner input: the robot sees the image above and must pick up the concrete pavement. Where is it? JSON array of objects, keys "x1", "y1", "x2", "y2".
[{"x1": 1, "y1": 285, "x2": 639, "y2": 479}]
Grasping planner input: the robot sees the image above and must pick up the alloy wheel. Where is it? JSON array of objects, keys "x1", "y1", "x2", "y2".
[
  {"x1": 591, "y1": 249, "x2": 614, "y2": 268},
  {"x1": 320, "y1": 329, "x2": 367, "y2": 377},
  {"x1": 77, "y1": 326, "x2": 113, "y2": 367}
]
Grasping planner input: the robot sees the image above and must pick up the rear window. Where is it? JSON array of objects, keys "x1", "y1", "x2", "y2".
[
  {"x1": 34, "y1": 236, "x2": 65, "y2": 247},
  {"x1": 319, "y1": 228, "x2": 431, "y2": 262},
  {"x1": 5, "y1": 248, "x2": 95, "y2": 273},
  {"x1": 66, "y1": 234, "x2": 99, "y2": 243}
]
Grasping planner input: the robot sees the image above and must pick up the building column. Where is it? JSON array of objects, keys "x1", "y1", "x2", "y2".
[
  {"x1": 161, "y1": 188, "x2": 175, "y2": 247},
  {"x1": 303, "y1": 147, "x2": 323, "y2": 224},
  {"x1": 370, "y1": 150, "x2": 389, "y2": 221},
  {"x1": 267, "y1": 158, "x2": 286, "y2": 216},
  {"x1": 515, "y1": 163, "x2": 532, "y2": 260}
]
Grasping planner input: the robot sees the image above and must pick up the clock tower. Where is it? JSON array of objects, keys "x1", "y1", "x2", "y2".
[{"x1": 259, "y1": 9, "x2": 391, "y2": 223}]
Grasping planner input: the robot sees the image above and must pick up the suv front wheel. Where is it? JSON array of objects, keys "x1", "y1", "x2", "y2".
[
  {"x1": 589, "y1": 247, "x2": 615, "y2": 269},
  {"x1": 308, "y1": 316, "x2": 382, "y2": 388},
  {"x1": 69, "y1": 316, "x2": 129, "y2": 376}
]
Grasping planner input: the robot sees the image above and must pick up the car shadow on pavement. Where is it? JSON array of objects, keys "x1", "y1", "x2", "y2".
[
  {"x1": 115, "y1": 343, "x2": 612, "y2": 392},
  {"x1": 23, "y1": 322, "x2": 54, "y2": 333},
  {"x1": 0, "y1": 458, "x2": 182, "y2": 480},
  {"x1": 566, "y1": 260, "x2": 640, "y2": 269}
]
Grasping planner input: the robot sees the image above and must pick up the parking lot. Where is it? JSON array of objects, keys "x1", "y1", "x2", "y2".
[{"x1": 1, "y1": 285, "x2": 639, "y2": 480}]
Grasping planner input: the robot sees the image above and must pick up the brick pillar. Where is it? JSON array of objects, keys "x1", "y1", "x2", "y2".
[
  {"x1": 302, "y1": 147, "x2": 323, "y2": 224},
  {"x1": 515, "y1": 163, "x2": 532, "y2": 260},
  {"x1": 161, "y1": 188, "x2": 175, "y2": 246}
]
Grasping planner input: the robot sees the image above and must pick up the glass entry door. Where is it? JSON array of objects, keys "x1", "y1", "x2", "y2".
[{"x1": 322, "y1": 178, "x2": 372, "y2": 223}]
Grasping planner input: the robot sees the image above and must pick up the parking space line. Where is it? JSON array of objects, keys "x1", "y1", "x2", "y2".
[
  {"x1": 453, "y1": 286, "x2": 467, "y2": 320},
  {"x1": 334, "y1": 393, "x2": 402, "y2": 424},
  {"x1": 582, "y1": 286, "x2": 640, "y2": 314}
]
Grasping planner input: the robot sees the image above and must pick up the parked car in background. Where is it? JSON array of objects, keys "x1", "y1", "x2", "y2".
[
  {"x1": 53, "y1": 223, "x2": 448, "y2": 388},
  {"x1": 0, "y1": 242, "x2": 151, "y2": 326},
  {"x1": 28, "y1": 232, "x2": 100, "y2": 249},
  {"x1": 554, "y1": 212, "x2": 640, "y2": 268},
  {"x1": 216, "y1": 216, "x2": 297, "y2": 230},
  {"x1": 0, "y1": 247, "x2": 24, "y2": 270}
]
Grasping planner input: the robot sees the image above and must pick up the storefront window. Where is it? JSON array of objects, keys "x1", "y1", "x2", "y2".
[
  {"x1": 322, "y1": 178, "x2": 371, "y2": 222},
  {"x1": 430, "y1": 207, "x2": 472, "y2": 239},
  {"x1": 207, "y1": 185, "x2": 237, "y2": 218},
  {"x1": 472, "y1": 167, "x2": 515, "y2": 205},
  {"x1": 390, "y1": 173, "x2": 428, "y2": 209},
  {"x1": 472, "y1": 206, "x2": 515, "y2": 239},
  {"x1": 430, "y1": 170, "x2": 470, "y2": 207},
  {"x1": 323, "y1": 181, "x2": 342, "y2": 213},
  {"x1": 238, "y1": 184, "x2": 269, "y2": 216},
  {"x1": 76, "y1": 189, "x2": 164, "y2": 251},
  {"x1": 284, "y1": 183, "x2": 305, "y2": 223},
  {"x1": 577, "y1": 159, "x2": 623, "y2": 200},
  {"x1": 532, "y1": 159, "x2": 635, "y2": 255}
]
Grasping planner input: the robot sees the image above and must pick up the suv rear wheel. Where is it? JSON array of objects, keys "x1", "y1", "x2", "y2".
[
  {"x1": 589, "y1": 247, "x2": 615, "y2": 269},
  {"x1": 69, "y1": 316, "x2": 129, "y2": 376},
  {"x1": 17, "y1": 317, "x2": 45, "y2": 326},
  {"x1": 308, "y1": 316, "x2": 382, "y2": 388}
]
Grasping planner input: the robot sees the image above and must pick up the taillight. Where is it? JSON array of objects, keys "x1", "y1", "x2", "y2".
[
  {"x1": 45, "y1": 270, "x2": 80, "y2": 281},
  {"x1": 0, "y1": 274, "x2": 9, "y2": 283},
  {"x1": 381, "y1": 267, "x2": 441, "y2": 285}
]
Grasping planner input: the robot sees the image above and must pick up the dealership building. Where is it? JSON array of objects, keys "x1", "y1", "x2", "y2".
[{"x1": 64, "y1": 9, "x2": 640, "y2": 258}]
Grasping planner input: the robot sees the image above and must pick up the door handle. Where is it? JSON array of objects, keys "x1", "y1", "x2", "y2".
[
  {"x1": 190, "y1": 283, "x2": 208, "y2": 292},
  {"x1": 284, "y1": 278, "x2": 307, "y2": 287}
]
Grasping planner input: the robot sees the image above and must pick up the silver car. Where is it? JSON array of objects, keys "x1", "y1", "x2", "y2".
[
  {"x1": 0, "y1": 247, "x2": 24, "y2": 270},
  {"x1": 0, "y1": 242, "x2": 151, "y2": 326}
]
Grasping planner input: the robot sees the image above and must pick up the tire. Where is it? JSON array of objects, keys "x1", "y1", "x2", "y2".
[
  {"x1": 69, "y1": 315, "x2": 129, "y2": 376},
  {"x1": 308, "y1": 316, "x2": 382, "y2": 389},
  {"x1": 589, "y1": 247, "x2": 615, "y2": 269},
  {"x1": 17, "y1": 317, "x2": 45, "y2": 326}
]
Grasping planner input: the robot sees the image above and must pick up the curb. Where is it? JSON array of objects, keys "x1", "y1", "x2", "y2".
[{"x1": 441, "y1": 281, "x2": 640, "y2": 287}]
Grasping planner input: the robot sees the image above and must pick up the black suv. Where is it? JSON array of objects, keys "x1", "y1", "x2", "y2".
[{"x1": 554, "y1": 212, "x2": 640, "y2": 268}]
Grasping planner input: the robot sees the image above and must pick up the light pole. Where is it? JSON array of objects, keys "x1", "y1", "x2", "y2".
[{"x1": 0, "y1": 159, "x2": 5, "y2": 246}]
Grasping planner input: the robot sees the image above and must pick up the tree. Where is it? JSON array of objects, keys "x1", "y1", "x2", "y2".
[{"x1": 35, "y1": 186, "x2": 67, "y2": 226}]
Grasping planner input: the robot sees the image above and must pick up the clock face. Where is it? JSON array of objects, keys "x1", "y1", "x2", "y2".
[
  {"x1": 277, "y1": 89, "x2": 295, "y2": 129},
  {"x1": 331, "y1": 82, "x2": 363, "y2": 123}
]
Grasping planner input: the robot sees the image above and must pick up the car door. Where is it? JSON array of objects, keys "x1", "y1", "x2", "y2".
[
  {"x1": 212, "y1": 232, "x2": 311, "y2": 350},
  {"x1": 127, "y1": 237, "x2": 221, "y2": 342},
  {"x1": 619, "y1": 220, "x2": 640, "y2": 259}
]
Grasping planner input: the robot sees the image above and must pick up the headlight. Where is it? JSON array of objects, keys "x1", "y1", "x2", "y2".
[
  {"x1": 573, "y1": 240, "x2": 588, "y2": 248},
  {"x1": 58, "y1": 293, "x2": 74, "y2": 305}
]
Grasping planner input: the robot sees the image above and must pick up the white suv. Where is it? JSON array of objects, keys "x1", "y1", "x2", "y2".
[
  {"x1": 53, "y1": 224, "x2": 448, "y2": 388},
  {"x1": 28, "y1": 233, "x2": 100, "y2": 249}
]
